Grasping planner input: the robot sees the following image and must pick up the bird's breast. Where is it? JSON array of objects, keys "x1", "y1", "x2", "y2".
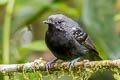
[{"x1": 46, "y1": 31, "x2": 69, "y2": 47}]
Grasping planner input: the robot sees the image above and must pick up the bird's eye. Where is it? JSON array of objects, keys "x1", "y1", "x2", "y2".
[{"x1": 58, "y1": 21, "x2": 62, "y2": 24}]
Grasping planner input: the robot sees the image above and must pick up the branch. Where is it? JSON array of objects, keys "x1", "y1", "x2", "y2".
[{"x1": 0, "y1": 58, "x2": 120, "y2": 74}]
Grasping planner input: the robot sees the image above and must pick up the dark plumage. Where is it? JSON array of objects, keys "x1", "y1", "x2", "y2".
[{"x1": 43, "y1": 14, "x2": 102, "y2": 70}]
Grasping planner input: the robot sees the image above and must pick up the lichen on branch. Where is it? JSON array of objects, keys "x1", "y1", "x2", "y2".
[{"x1": 0, "y1": 58, "x2": 120, "y2": 74}]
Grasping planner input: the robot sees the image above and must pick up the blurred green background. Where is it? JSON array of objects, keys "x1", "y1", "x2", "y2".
[{"x1": 0, "y1": 0, "x2": 120, "y2": 80}]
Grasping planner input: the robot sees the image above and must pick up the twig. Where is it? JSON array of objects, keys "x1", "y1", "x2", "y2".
[{"x1": 0, "y1": 59, "x2": 120, "y2": 74}]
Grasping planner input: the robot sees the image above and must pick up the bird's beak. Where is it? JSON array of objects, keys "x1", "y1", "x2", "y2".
[{"x1": 43, "y1": 20, "x2": 51, "y2": 24}]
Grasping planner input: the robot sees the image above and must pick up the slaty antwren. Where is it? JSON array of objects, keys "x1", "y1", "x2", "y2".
[{"x1": 43, "y1": 14, "x2": 102, "y2": 71}]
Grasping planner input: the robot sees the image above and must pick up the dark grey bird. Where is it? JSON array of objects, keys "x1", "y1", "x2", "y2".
[{"x1": 43, "y1": 14, "x2": 102, "y2": 71}]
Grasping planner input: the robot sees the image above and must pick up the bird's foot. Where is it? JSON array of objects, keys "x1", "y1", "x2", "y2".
[
  {"x1": 46, "y1": 58, "x2": 58, "y2": 71},
  {"x1": 69, "y1": 57, "x2": 80, "y2": 70}
]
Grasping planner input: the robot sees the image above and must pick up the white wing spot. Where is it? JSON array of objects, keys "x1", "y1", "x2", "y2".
[{"x1": 72, "y1": 27, "x2": 76, "y2": 30}]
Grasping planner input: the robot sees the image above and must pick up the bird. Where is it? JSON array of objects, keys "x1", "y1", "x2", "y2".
[{"x1": 43, "y1": 14, "x2": 102, "y2": 71}]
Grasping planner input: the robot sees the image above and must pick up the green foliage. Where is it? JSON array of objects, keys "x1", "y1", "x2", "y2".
[
  {"x1": 11, "y1": 72, "x2": 73, "y2": 80},
  {"x1": 19, "y1": 40, "x2": 48, "y2": 54},
  {"x1": 83, "y1": 0, "x2": 120, "y2": 59},
  {"x1": 115, "y1": 13, "x2": 120, "y2": 21},
  {"x1": 51, "y1": 2, "x2": 80, "y2": 16},
  {"x1": 11, "y1": 0, "x2": 52, "y2": 34},
  {"x1": 0, "y1": 0, "x2": 7, "y2": 5}
]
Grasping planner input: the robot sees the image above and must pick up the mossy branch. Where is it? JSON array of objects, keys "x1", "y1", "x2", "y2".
[{"x1": 0, "y1": 58, "x2": 120, "y2": 74}]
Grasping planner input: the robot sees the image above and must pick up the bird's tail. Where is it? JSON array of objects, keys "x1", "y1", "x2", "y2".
[
  {"x1": 94, "y1": 55, "x2": 102, "y2": 61},
  {"x1": 90, "y1": 50, "x2": 102, "y2": 61}
]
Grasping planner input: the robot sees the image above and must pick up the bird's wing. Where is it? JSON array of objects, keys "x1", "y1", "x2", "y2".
[{"x1": 72, "y1": 28, "x2": 98, "y2": 53}]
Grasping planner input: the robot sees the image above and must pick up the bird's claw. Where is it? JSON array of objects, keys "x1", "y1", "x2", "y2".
[
  {"x1": 46, "y1": 62, "x2": 51, "y2": 72},
  {"x1": 46, "y1": 58, "x2": 58, "y2": 72},
  {"x1": 69, "y1": 61, "x2": 75, "y2": 70},
  {"x1": 69, "y1": 57, "x2": 80, "y2": 70}
]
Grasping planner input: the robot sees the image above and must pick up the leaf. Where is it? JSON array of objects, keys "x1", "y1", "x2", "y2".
[
  {"x1": 51, "y1": 2, "x2": 80, "y2": 16},
  {"x1": 11, "y1": 0, "x2": 52, "y2": 34}
]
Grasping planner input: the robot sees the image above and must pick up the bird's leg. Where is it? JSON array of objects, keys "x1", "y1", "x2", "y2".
[
  {"x1": 46, "y1": 58, "x2": 58, "y2": 71},
  {"x1": 69, "y1": 57, "x2": 80, "y2": 70}
]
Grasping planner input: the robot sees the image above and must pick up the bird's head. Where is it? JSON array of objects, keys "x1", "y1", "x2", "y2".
[
  {"x1": 43, "y1": 14, "x2": 70, "y2": 31},
  {"x1": 43, "y1": 14, "x2": 80, "y2": 31},
  {"x1": 43, "y1": 14, "x2": 65, "y2": 25}
]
